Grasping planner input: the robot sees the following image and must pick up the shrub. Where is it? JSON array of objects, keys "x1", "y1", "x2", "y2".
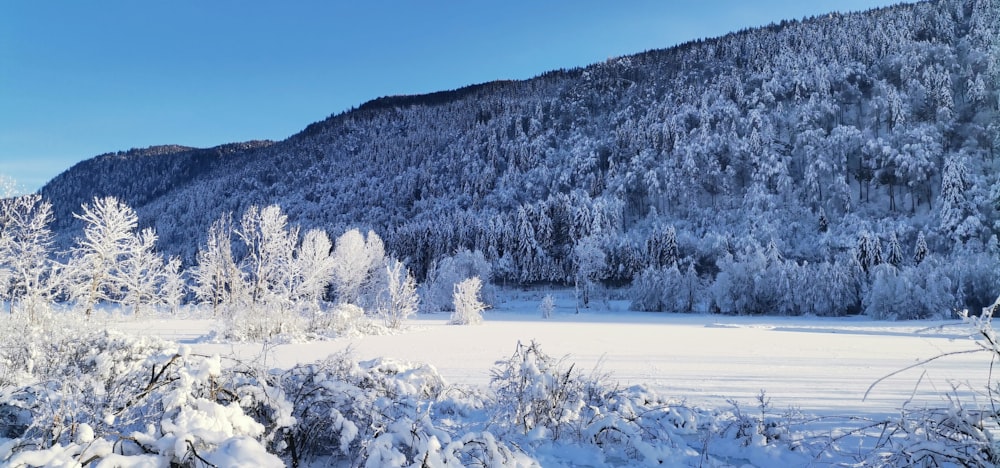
[{"x1": 449, "y1": 277, "x2": 487, "y2": 325}]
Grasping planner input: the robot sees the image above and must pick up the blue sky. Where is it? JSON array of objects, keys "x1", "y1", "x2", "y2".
[{"x1": 1, "y1": 1, "x2": 905, "y2": 193}]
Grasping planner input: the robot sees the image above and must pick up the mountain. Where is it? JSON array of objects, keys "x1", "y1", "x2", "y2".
[{"x1": 39, "y1": 0, "x2": 1000, "y2": 316}]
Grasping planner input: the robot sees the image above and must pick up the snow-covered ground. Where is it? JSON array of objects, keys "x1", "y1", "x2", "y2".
[{"x1": 113, "y1": 290, "x2": 991, "y2": 424}]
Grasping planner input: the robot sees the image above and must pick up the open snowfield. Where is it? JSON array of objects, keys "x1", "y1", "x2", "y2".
[{"x1": 112, "y1": 291, "x2": 992, "y2": 425}]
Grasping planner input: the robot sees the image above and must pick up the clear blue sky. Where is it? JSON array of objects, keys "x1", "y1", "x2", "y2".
[{"x1": 1, "y1": 1, "x2": 905, "y2": 193}]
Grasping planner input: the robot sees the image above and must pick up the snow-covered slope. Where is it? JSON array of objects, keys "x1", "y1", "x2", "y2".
[{"x1": 37, "y1": 0, "x2": 1000, "y2": 317}]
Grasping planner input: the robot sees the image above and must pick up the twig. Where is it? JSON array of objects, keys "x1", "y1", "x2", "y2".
[{"x1": 864, "y1": 348, "x2": 985, "y2": 401}]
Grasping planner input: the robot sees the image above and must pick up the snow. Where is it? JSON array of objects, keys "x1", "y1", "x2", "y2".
[
  {"x1": 10, "y1": 290, "x2": 988, "y2": 465},
  {"x1": 115, "y1": 291, "x2": 989, "y2": 424}
]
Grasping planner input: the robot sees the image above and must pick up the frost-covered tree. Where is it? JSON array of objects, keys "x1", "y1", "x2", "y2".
[
  {"x1": 237, "y1": 204, "x2": 299, "y2": 309},
  {"x1": 864, "y1": 264, "x2": 908, "y2": 320},
  {"x1": 192, "y1": 214, "x2": 242, "y2": 315},
  {"x1": 159, "y1": 256, "x2": 185, "y2": 313},
  {"x1": 66, "y1": 196, "x2": 140, "y2": 316},
  {"x1": 330, "y1": 229, "x2": 384, "y2": 305},
  {"x1": 0, "y1": 194, "x2": 57, "y2": 319},
  {"x1": 422, "y1": 249, "x2": 493, "y2": 312},
  {"x1": 711, "y1": 242, "x2": 798, "y2": 315},
  {"x1": 378, "y1": 258, "x2": 419, "y2": 328},
  {"x1": 572, "y1": 236, "x2": 606, "y2": 311},
  {"x1": 292, "y1": 228, "x2": 336, "y2": 315},
  {"x1": 116, "y1": 228, "x2": 168, "y2": 315},
  {"x1": 864, "y1": 261, "x2": 955, "y2": 320},
  {"x1": 449, "y1": 276, "x2": 486, "y2": 325},
  {"x1": 630, "y1": 266, "x2": 671, "y2": 312},
  {"x1": 539, "y1": 293, "x2": 555, "y2": 318}
]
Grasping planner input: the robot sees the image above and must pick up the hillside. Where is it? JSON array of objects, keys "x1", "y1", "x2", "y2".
[{"x1": 39, "y1": 0, "x2": 1000, "y2": 316}]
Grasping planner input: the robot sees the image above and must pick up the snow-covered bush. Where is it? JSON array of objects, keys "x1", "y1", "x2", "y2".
[
  {"x1": 0, "y1": 330, "x2": 281, "y2": 467},
  {"x1": 306, "y1": 303, "x2": 387, "y2": 338},
  {"x1": 267, "y1": 351, "x2": 448, "y2": 466},
  {"x1": 490, "y1": 340, "x2": 605, "y2": 440},
  {"x1": 716, "y1": 391, "x2": 798, "y2": 449},
  {"x1": 0, "y1": 310, "x2": 99, "y2": 387},
  {"x1": 489, "y1": 340, "x2": 704, "y2": 465},
  {"x1": 220, "y1": 302, "x2": 307, "y2": 341},
  {"x1": 450, "y1": 276, "x2": 487, "y2": 325},
  {"x1": 860, "y1": 395, "x2": 999, "y2": 467},
  {"x1": 422, "y1": 249, "x2": 494, "y2": 312}
]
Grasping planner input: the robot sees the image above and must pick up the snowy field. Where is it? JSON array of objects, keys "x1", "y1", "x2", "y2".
[
  {"x1": 4, "y1": 290, "x2": 998, "y2": 466},
  {"x1": 113, "y1": 290, "x2": 992, "y2": 426}
]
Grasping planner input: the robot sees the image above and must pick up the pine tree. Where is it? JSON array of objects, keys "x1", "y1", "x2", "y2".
[
  {"x1": 855, "y1": 231, "x2": 869, "y2": 273},
  {"x1": 913, "y1": 230, "x2": 928, "y2": 265},
  {"x1": 646, "y1": 225, "x2": 678, "y2": 268},
  {"x1": 938, "y1": 154, "x2": 981, "y2": 245},
  {"x1": 885, "y1": 232, "x2": 903, "y2": 267}
]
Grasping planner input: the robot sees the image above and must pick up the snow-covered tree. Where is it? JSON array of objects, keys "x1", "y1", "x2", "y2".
[
  {"x1": 292, "y1": 228, "x2": 336, "y2": 315},
  {"x1": 449, "y1": 276, "x2": 486, "y2": 325},
  {"x1": 885, "y1": 232, "x2": 904, "y2": 267},
  {"x1": 855, "y1": 230, "x2": 884, "y2": 275},
  {"x1": 159, "y1": 256, "x2": 185, "y2": 313},
  {"x1": 572, "y1": 235, "x2": 606, "y2": 311},
  {"x1": 913, "y1": 230, "x2": 929, "y2": 265},
  {"x1": 645, "y1": 225, "x2": 679, "y2": 268},
  {"x1": 330, "y1": 229, "x2": 384, "y2": 305},
  {"x1": 116, "y1": 228, "x2": 167, "y2": 315},
  {"x1": 539, "y1": 294, "x2": 555, "y2": 318},
  {"x1": 422, "y1": 249, "x2": 493, "y2": 312},
  {"x1": 192, "y1": 214, "x2": 241, "y2": 315},
  {"x1": 938, "y1": 154, "x2": 982, "y2": 245},
  {"x1": 66, "y1": 196, "x2": 140, "y2": 316},
  {"x1": 630, "y1": 264, "x2": 700, "y2": 313},
  {"x1": 0, "y1": 194, "x2": 57, "y2": 319},
  {"x1": 378, "y1": 258, "x2": 419, "y2": 328},
  {"x1": 237, "y1": 204, "x2": 299, "y2": 309}
]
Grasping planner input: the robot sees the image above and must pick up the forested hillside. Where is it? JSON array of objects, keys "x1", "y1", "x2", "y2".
[{"x1": 39, "y1": 0, "x2": 1000, "y2": 317}]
